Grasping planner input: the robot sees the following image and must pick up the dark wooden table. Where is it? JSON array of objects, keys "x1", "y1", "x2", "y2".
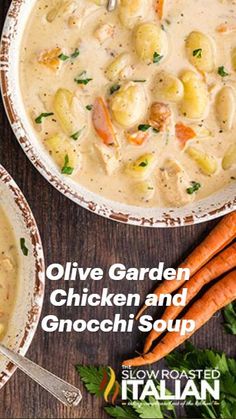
[{"x1": 0, "y1": 2, "x2": 235, "y2": 418}]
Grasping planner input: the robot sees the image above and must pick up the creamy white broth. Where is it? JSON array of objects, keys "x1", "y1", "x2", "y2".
[
  {"x1": 0, "y1": 206, "x2": 18, "y2": 339},
  {"x1": 20, "y1": 0, "x2": 236, "y2": 208}
]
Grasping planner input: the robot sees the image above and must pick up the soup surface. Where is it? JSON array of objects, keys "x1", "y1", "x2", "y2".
[
  {"x1": 20, "y1": 0, "x2": 236, "y2": 208},
  {"x1": 0, "y1": 206, "x2": 18, "y2": 339}
]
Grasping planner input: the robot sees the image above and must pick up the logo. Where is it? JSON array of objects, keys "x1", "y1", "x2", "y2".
[
  {"x1": 121, "y1": 368, "x2": 220, "y2": 401},
  {"x1": 100, "y1": 367, "x2": 120, "y2": 404}
]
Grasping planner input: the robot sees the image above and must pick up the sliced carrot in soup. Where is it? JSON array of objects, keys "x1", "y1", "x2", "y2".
[
  {"x1": 175, "y1": 122, "x2": 196, "y2": 148},
  {"x1": 92, "y1": 97, "x2": 117, "y2": 146}
]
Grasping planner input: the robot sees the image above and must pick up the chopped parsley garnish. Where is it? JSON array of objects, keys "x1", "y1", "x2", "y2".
[
  {"x1": 71, "y1": 48, "x2": 80, "y2": 59},
  {"x1": 186, "y1": 181, "x2": 201, "y2": 195},
  {"x1": 139, "y1": 159, "x2": 148, "y2": 167},
  {"x1": 70, "y1": 131, "x2": 80, "y2": 141},
  {"x1": 20, "y1": 238, "x2": 29, "y2": 256},
  {"x1": 153, "y1": 52, "x2": 163, "y2": 64},
  {"x1": 138, "y1": 124, "x2": 159, "y2": 134},
  {"x1": 35, "y1": 112, "x2": 54, "y2": 124},
  {"x1": 59, "y1": 49, "x2": 80, "y2": 62},
  {"x1": 218, "y1": 66, "x2": 229, "y2": 77},
  {"x1": 86, "y1": 105, "x2": 93, "y2": 111},
  {"x1": 74, "y1": 71, "x2": 93, "y2": 85},
  {"x1": 193, "y1": 48, "x2": 202, "y2": 58},
  {"x1": 61, "y1": 154, "x2": 74, "y2": 175},
  {"x1": 110, "y1": 84, "x2": 121, "y2": 95},
  {"x1": 138, "y1": 124, "x2": 151, "y2": 132},
  {"x1": 70, "y1": 127, "x2": 85, "y2": 141},
  {"x1": 58, "y1": 53, "x2": 70, "y2": 61}
]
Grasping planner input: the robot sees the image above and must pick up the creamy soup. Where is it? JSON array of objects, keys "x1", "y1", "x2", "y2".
[
  {"x1": 20, "y1": 0, "x2": 236, "y2": 208},
  {"x1": 0, "y1": 206, "x2": 18, "y2": 339}
]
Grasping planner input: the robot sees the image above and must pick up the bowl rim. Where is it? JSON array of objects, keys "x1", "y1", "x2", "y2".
[
  {"x1": 0, "y1": 164, "x2": 45, "y2": 390},
  {"x1": 1, "y1": 0, "x2": 236, "y2": 228}
]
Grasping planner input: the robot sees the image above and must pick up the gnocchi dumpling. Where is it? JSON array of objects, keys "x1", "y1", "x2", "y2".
[
  {"x1": 126, "y1": 154, "x2": 157, "y2": 180},
  {"x1": 180, "y1": 71, "x2": 209, "y2": 119},
  {"x1": 154, "y1": 71, "x2": 184, "y2": 102},
  {"x1": 232, "y1": 47, "x2": 236, "y2": 71},
  {"x1": 222, "y1": 143, "x2": 236, "y2": 170},
  {"x1": 46, "y1": 1, "x2": 78, "y2": 22},
  {"x1": 134, "y1": 23, "x2": 168, "y2": 63},
  {"x1": 216, "y1": 86, "x2": 236, "y2": 131},
  {"x1": 186, "y1": 31, "x2": 215, "y2": 72},
  {"x1": 186, "y1": 147, "x2": 217, "y2": 175},
  {"x1": 118, "y1": 0, "x2": 149, "y2": 29},
  {"x1": 105, "y1": 53, "x2": 130, "y2": 81},
  {"x1": 90, "y1": 0, "x2": 106, "y2": 5},
  {"x1": 53, "y1": 88, "x2": 87, "y2": 136},
  {"x1": 134, "y1": 179, "x2": 155, "y2": 201},
  {"x1": 45, "y1": 134, "x2": 80, "y2": 173},
  {"x1": 110, "y1": 82, "x2": 146, "y2": 128}
]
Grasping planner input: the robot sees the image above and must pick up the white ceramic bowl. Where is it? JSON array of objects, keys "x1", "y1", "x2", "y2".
[
  {"x1": 1, "y1": 0, "x2": 236, "y2": 227},
  {"x1": 0, "y1": 165, "x2": 44, "y2": 389}
]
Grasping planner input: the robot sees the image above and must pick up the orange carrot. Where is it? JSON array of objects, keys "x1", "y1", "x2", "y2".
[
  {"x1": 175, "y1": 122, "x2": 196, "y2": 149},
  {"x1": 144, "y1": 242, "x2": 236, "y2": 354},
  {"x1": 216, "y1": 23, "x2": 236, "y2": 34},
  {"x1": 123, "y1": 270, "x2": 236, "y2": 367},
  {"x1": 125, "y1": 130, "x2": 150, "y2": 146},
  {"x1": 136, "y1": 212, "x2": 236, "y2": 320},
  {"x1": 92, "y1": 97, "x2": 117, "y2": 146},
  {"x1": 156, "y1": 0, "x2": 165, "y2": 20}
]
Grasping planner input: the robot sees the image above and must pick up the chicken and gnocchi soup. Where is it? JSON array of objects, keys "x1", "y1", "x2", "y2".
[
  {"x1": 0, "y1": 206, "x2": 18, "y2": 339},
  {"x1": 20, "y1": 0, "x2": 236, "y2": 207}
]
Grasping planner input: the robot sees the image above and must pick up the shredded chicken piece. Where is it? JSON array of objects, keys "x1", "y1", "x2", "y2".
[
  {"x1": 149, "y1": 102, "x2": 171, "y2": 132},
  {"x1": 160, "y1": 160, "x2": 195, "y2": 207},
  {"x1": 95, "y1": 144, "x2": 119, "y2": 176},
  {"x1": 94, "y1": 24, "x2": 115, "y2": 43}
]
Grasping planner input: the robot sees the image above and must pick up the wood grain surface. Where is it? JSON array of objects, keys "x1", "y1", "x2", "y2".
[{"x1": 0, "y1": 2, "x2": 235, "y2": 418}]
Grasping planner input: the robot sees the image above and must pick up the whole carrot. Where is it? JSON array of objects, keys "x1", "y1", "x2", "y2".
[
  {"x1": 144, "y1": 242, "x2": 236, "y2": 354},
  {"x1": 136, "y1": 212, "x2": 236, "y2": 320},
  {"x1": 123, "y1": 270, "x2": 236, "y2": 367}
]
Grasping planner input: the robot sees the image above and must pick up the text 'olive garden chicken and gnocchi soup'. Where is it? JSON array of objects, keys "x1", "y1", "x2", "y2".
[
  {"x1": 0, "y1": 207, "x2": 18, "y2": 340},
  {"x1": 20, "y1": 0, "x2": 236, "y2": 207}
]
